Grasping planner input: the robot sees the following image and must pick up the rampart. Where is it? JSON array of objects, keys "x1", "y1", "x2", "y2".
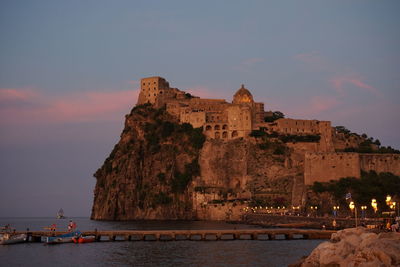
[
  {"x1": 304, "y1": 152, "x2": 400, "y2": 185},
  {"x1": 304, "y1": 152, "x2": 360, "y2": 185},
  {"x1": 359, "y1": 154, "x2": 400, "y2": 176}
]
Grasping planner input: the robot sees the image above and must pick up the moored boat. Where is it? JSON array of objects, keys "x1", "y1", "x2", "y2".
[
  {"x1": 0, "y1": 233, "x2": 27, "y2": 245},
  {"x1": 56, "y1": 208, "x2": 66, "y2": 219},
  {"x1": 72, "y1": 235, "x2": 96, "y2": 244},
  {"x1": 45, "y1": 231, "x2": 81, "y2": 244}
]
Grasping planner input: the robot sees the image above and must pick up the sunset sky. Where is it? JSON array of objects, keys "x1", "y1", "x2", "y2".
[{"x1": 1, "y1": 1, "x2": 399, "y2": 217}]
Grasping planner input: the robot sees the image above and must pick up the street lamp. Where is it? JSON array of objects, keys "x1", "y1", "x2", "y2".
[
  {"x1": 349, "y1": 201, "x2": 355, "y2": 212},
  {"x1": 333, "y1": 205, "x2": 340, "y2": 218},
  {"x1": 371, "y1": 199, "x2": 378, "y2": 214},
  {"x1": 361, "y1": 206, "x2": 367, "y2": 219},
  {"x1": 349, "y1": 201, "x2": 358, "y2": 227},
  {"x1": 386, "y1": 195, "x2": 392, "y2": 206}
]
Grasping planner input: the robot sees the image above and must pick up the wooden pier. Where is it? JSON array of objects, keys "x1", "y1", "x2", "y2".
[{"x1": 17, "y1": 229, "x2": 335, "y2": 242}]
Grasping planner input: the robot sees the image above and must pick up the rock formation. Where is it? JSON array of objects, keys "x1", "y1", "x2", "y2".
[
  {"x1": 91, "y1": 104, "x2": 302, "y2": 220},
  {"x1": 90, "y1": 76, "x2": 400, "y2": 221},
  {"x1": 300, "y1": 228, "x2": 400, "y2": 267}
]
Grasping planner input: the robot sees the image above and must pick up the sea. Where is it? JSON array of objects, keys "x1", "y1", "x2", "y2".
[{"x1": 0, "y1": 217, "x2": 324, "y2": 267}]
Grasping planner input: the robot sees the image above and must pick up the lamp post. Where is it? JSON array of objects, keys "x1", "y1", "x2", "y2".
[
  {"x1": 386, "y1": 195, "x2": 392, "y2": 206},
  {"x1": 361, "y1": 206, "x2": 367, "y2": 219},
  {"x1": 333, "y1": 205, "x2": 340, "y2": 218},
  {"x1": 386, "y1": 195, "x2": 397, "y2": 216},
  {"x1": 371, "y1": 199, "x2": 378, "y2": 215},
  {"x1": 349, "y1": 201, "x2": 358, "y2": 227}
]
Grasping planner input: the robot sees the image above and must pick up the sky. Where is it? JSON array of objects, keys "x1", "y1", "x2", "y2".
[{"x1": 1, "y1": 1, "x2": 399, "y2": 217}]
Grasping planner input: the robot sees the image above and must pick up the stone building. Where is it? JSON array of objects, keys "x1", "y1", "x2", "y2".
[
  {"x1": 137, "y1": 76, "x2": 266, "y2": 139},
  {"x1": 137, "y1": 76, "x2": 333, "y2": 141}
]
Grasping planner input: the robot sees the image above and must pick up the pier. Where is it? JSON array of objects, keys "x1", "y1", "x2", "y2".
[{"x1": 17, "y1": 229, "x2": 335, "y2": 242}]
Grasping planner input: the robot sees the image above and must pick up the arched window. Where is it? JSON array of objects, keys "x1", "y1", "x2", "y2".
[
  {"x1": 222, "y1": 124, "x2": 228, "y2": 130},
  {"x1": 232, "y1": 131, "x2": 238, "y2": 138},
  {"x1": 222, "y1": 131, "x2": 228, "y2": 138},
  {"x1": 214, "y1": 125, "x2": 220, "y2": 130},
  {"x1": 205, "y1": 125, "x2": 212, "y2": 131},
  {"x1": 215, "y1": 132, "x2": 220, "y2": 139}
]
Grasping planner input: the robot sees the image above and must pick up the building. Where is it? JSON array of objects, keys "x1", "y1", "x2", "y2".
[{"x1": 137, "y1": 76, "x2": 331, "y2": 143}]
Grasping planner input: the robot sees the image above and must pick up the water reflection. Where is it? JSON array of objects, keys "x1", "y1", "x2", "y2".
[{"x1": 0, "y1": 218, "x2": 323, "y2": 267}]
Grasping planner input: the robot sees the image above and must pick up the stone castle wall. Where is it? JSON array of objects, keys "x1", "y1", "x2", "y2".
[
  {"x1": 304, "y1": 152, "x2": 400, "y2": 185},
  {"x1": 304, "y1": 152, "x2": 360, "y2": 185},
  {"x1": 267, "y1": 118, "x2": 334, "y2": 152},
  {"x1": 359, "y1": 154, "x2": 400, "y2": 176}
]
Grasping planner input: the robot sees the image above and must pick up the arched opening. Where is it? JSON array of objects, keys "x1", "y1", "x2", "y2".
[
  {"x1": 222, "y1": 131, "x2": 228, "y2": 138},
  {"x1": 205, "y1": 125, "x2": 212, "y2": 131},
  {"x1": 215, "y1": 132, "x2": 220, "y2": 139},
  {"x1": 222, "y1": 124, "x2": 228, "y2": 130},
  {"x1": 232, "y1": 131, "x2": 238, "y2": 138},
  {"x1": 214, "y1": 125, "x2": 220, "y2": 130}
]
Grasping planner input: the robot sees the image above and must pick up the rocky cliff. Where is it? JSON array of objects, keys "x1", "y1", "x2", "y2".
[{"x1": 91, "y1": 104, "x2": 301, "y2": 220}]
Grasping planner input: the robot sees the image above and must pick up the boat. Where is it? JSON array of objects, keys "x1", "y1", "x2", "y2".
[
  {"x1": 72, "y1": 235, "x2": 96, "y2": 244},
  {"x1": 45, "y1": 231, "x2": 81, "y2": 244},
  {"x1": 0, "y1": 233, "x2": 27, "y2": 245},
  {"x1": 56, "y1": 208, "x2": 66, "y2": 219}
]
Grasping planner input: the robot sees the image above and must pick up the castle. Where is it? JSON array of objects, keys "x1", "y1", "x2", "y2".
[
  {"x1": 137, "y1": 76, "x2": 332, "y2": 149},
  {"x1": 137, "y1": 76, "x2": 400, "y2": 185}
]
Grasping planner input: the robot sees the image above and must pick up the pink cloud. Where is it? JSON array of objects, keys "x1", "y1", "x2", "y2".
[
  {"x1": 310, "y1": 95, "x2": 340, "y2": 113},
  {"x1": 0, "y1": 88, "x2": 139, "y2": 124},
  {"x1": 330, "y1": 75, "x2": 382, "y2": 97},
  {"x1": 0, "y1": 88, "x2": 36, "y2": 101}
]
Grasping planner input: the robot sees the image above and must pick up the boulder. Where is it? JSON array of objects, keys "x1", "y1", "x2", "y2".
[{"x1": 301, "y1": 227, "x2": 400, "y2": 267}]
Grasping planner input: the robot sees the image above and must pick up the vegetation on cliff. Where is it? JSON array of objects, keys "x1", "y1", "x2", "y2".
[
  {"x1": 335, "y1": 126, "x2": 399, "y2": 154},
  {"x1": 311, "y1": 171, "x2": 400, "y2": 209},
  {"x1": 92, "y1": 104, "x2": 206, "y2": 220},
  {"x1": 263, "y1": 111, "x2": 285, "y2": 122}
]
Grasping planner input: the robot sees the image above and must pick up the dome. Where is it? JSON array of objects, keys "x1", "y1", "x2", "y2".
[{"x1": 233, "y1": 84, "x2": 254, "y2": 104}]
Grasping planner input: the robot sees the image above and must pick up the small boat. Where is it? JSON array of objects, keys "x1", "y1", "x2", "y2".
[
  {"x1": 0, "y1": 233, "x2": 27, "y2": 245},
  {"x1": 45, "y1": 231, "x2": 81, "y2": 244},
  {"x1": 57, "y1": 208, "x2": 66, "y2": 219},
  {"x1": 72, "y1": 235, "x2": 96, "y2": 244}
]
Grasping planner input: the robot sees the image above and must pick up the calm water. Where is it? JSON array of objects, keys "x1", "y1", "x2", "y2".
[{"x1": 0, "y1": 218, "x2": 323, "y2": 267}]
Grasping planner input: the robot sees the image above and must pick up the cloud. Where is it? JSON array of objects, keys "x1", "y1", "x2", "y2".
[
  {"x1": 330, "y1": 75, "x2": 382, "y2": 98},
  {"x1": 309, "y1": 95, "x2": 340, "y2": 113},
  {"x1": 0, "y1": 87, "x2": 139, "y2": 124},
  {"x1": 0, "y1": 88, "x2": 36, "y2": 101}
]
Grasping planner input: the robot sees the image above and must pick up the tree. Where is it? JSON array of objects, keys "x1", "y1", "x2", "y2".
[{"x1": 264, "y1": 111, "x2": 285, "y2": 122}]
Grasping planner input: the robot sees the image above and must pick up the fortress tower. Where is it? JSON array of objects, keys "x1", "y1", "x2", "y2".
[{"x1": 137, "y1": 76, "x2": 170, "y2": 105}]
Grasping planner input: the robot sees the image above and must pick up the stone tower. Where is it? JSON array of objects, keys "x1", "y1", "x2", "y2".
[{"x1": 137, "y1": 76, "x2": 170, "y2": 105}]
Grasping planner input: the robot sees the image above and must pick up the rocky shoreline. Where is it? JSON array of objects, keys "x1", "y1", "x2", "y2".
[{"x1": 290, "y1": 227, "x2": 400, "y2": 267}]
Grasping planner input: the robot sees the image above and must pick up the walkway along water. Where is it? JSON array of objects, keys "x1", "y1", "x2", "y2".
[{"x1": 17, "y1": 229, "x2": 335, "y2": 242}]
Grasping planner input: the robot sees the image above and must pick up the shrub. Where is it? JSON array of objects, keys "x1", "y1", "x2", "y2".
[{"x1": 250, "y1": 130, "x2": 267, "y2": 138}]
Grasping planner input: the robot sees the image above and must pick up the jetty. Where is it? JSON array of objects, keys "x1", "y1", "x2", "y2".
[{"x1": 17, "y1": 229, "x2": 335, "y2": 242}]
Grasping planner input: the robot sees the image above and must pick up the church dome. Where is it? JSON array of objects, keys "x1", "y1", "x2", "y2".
[{"x1": 233, "y1": 84, "x2": 254, "y2": 104}]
